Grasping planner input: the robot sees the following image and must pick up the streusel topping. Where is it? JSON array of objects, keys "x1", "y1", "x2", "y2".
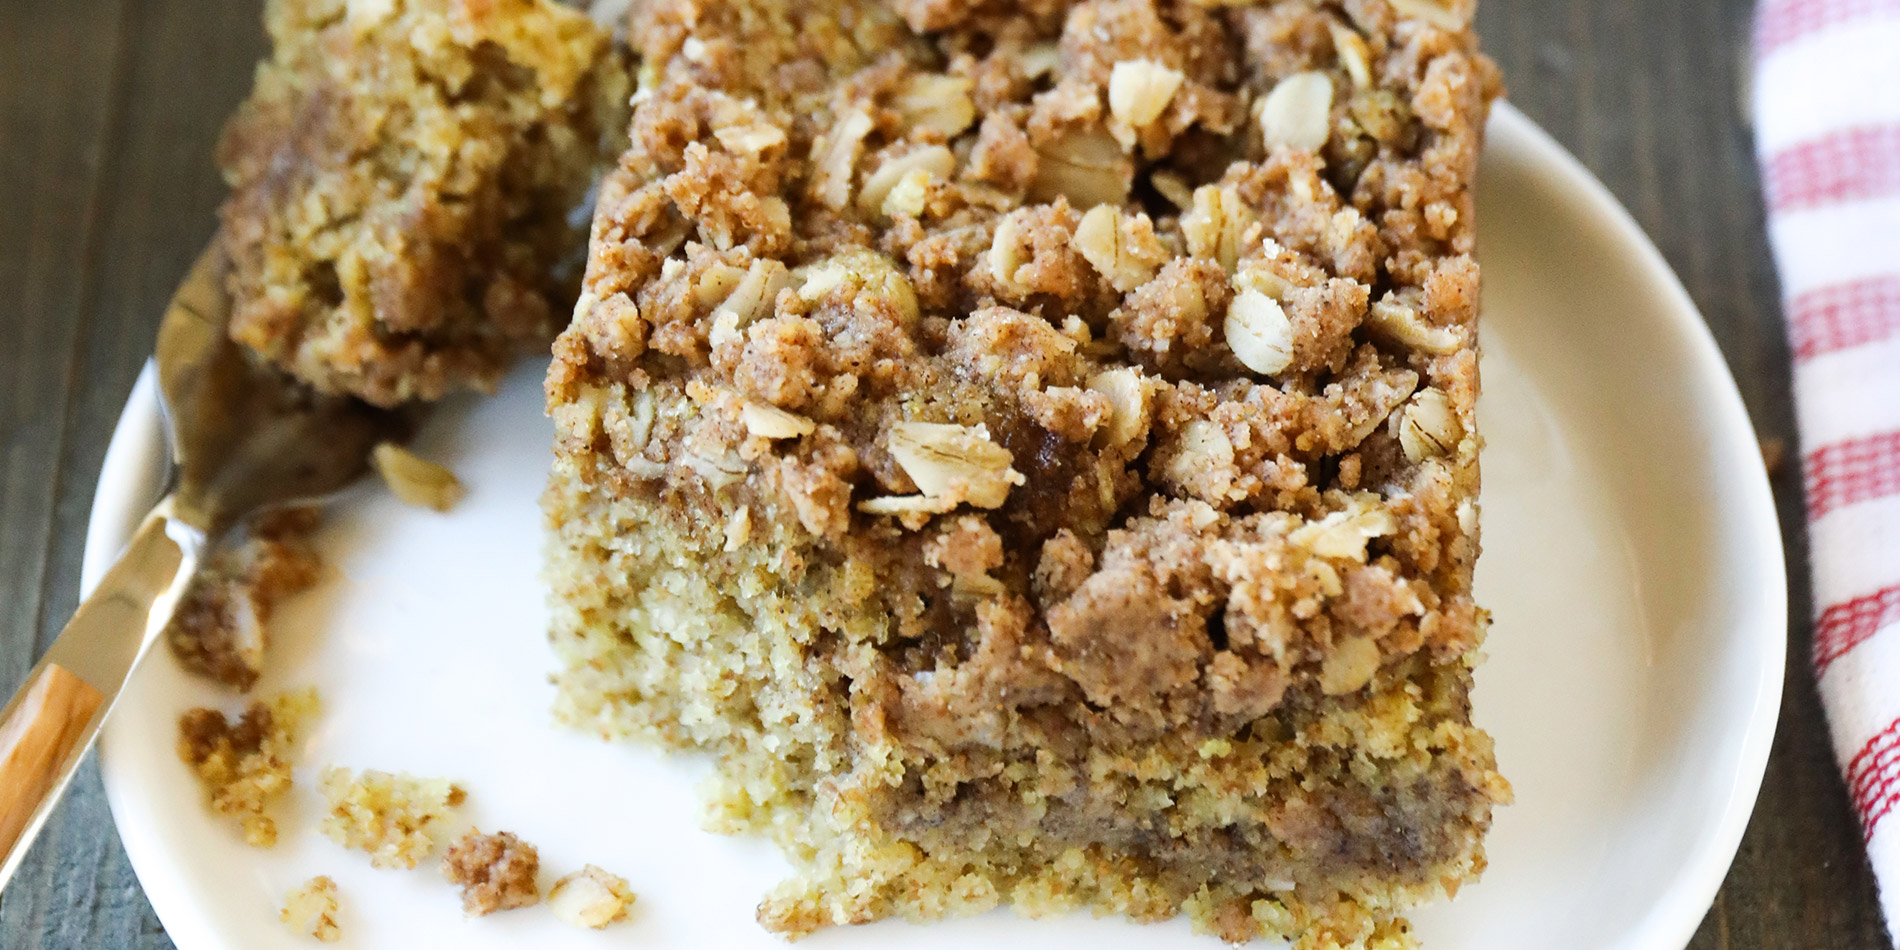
[{"x1": 552, "y1": 0, "x2": 1497, "y2": 750}]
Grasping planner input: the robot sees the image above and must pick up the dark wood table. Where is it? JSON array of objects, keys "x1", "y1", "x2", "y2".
[{"x1": 0, "y1": 1, "x2": 1884, "y2": 946}]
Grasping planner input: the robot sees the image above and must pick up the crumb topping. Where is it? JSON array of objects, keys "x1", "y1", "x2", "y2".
[{"x1": 553, "y1": 0, "x2": 1498, "y2": 759}]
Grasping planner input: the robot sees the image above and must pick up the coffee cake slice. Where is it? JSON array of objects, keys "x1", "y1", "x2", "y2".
[
  {"x1": 544, "y1": 0, "x2": 1507, "y2": 945},
  {"x1": 216, "y1": 0, "x2": 631, "y2": 407}
]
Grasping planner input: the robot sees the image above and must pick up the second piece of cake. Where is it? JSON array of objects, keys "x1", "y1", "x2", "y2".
[{"x1": 216, "y1": 0, "x2": 631, "y2": 407}]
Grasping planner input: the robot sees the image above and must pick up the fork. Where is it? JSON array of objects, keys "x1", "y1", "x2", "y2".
[{"x1": 0, "y1": 245, "x2": 409, "y2": 889}]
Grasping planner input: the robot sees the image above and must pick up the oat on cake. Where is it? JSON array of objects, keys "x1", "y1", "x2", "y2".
[
  {"x1": 216, "y1": 0, "x2": 631, "y2": 407},
  {"x1": 543, "y1": 0, "x2": 1507, "y2": 944}
]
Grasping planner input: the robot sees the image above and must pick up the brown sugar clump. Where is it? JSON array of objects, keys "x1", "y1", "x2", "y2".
[
  {"x1": 166, "y1": 507, "x2": 322, "y2": 692},
  {"x1": 280, "y1": 875, "x2": 342, "y2": 941},
  {"x1": 177, "y1": 687, "x2": 320, "y2": 847},
  {"x1": 216, "y1": 0, "x2": 632, "y2": 406},
  {"x1": 317, "y1": 768, "x2": 466, "y2": 869},
  {"x1": 441, "y1": 830, "x2": 541, "y2": 916}
]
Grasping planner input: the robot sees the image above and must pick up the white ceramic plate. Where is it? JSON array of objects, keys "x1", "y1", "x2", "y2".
[{"x1": 83, "y1": 104, "x2": 1785, "y2": 950}]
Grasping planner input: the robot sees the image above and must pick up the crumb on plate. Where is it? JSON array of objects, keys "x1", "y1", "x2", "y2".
[
  {"x1": 441, "y1": 829, "x2": 542, "y2": 916},
  {"x1": 318, "y1": 767, "x2": 466, "y2": 869},
  {"x1": 547, "y1": 864, "x2": 636, "y2": 929},
  {"x1": 177, "y1": 687, "x2": 321, "y2": 848},
  {"x1": 166, "y1": 507, "x2": 322, "y2": 692},
  {"x1": 280, "y1": 875, "x2": 342, "y2": 942},
  {"x1": 371, "y1": 442, "x2": 467, "y2": 512}
]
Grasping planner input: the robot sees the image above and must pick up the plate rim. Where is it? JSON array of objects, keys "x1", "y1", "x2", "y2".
[
  {"x1": 1471, "y1": 103, "x2": 1788, "y2": 948},
  {"x1": 80, "y1": 102, "x2": 1788, "y2": 950}
]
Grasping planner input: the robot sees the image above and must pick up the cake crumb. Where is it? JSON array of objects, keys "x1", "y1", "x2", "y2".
[
  {"x1": 280, "y1": 875, "x2": 341, "y2": 942},
  {"x1": 166, "y1": 507, "x2": 322, "y2": 691},
  {"x1": 318, "y1": 768, "x2": 465, "y2": 869},
  {"x1": 177, "y1": 687, "x2": 320, "y2": 848},
  {"x1": 371, "y1": 443, "x2": 466, "y2": 512},
  {"x1": 441, "y1": 830, "x2": 541, "y2": 916},
  {"x1": 548, "y1": 865, "x2": 637, "y2": 929}
]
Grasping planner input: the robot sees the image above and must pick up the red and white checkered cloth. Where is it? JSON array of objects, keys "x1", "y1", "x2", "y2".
[{"x1": 1753, "y1": 0, "x2": 1900, "y2": 937}]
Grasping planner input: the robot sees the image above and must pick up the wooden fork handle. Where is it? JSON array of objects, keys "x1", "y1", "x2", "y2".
[
  {"x1": 0, "y1": 665, "x2": 105, "y2": 859},
  {"x1": 0, "y1": 502, "x2": 201, "y2": 891}
]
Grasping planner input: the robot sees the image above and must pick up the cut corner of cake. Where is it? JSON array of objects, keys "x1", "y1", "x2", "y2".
[
  {"x1": 542, "y1": 0, "x2": 1509, "y2": 945},
  {"x1": 214, "y1": 0, "x2": 633, "y2": 408}
]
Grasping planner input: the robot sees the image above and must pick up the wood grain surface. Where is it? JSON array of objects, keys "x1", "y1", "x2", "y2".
[{"x1": 0, "y1": 1, "x2": 1882, "y2": 946}]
